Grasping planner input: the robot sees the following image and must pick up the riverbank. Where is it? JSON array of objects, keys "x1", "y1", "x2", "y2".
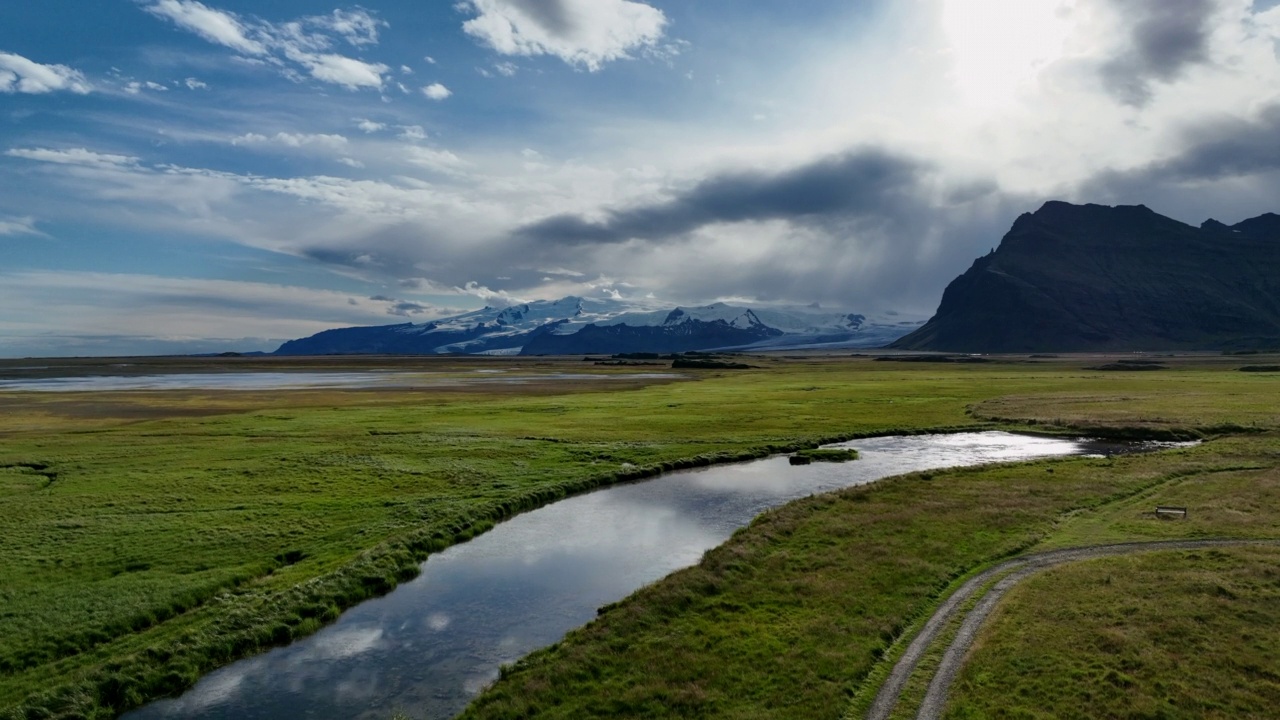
[{"x1": 1, "y1": 353, "x2": 1276, "y2": 718}]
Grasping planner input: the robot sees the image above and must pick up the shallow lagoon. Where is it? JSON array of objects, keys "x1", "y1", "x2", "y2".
[{"x1": 122, "y1": 431, "x2": 1156, "y2": 720}]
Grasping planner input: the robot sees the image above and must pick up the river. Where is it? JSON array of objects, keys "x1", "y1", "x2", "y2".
[{"x1": 126, "y1": 431, "x2": 1150, "y2": 720}]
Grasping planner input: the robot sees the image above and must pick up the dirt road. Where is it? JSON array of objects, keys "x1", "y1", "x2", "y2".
[{"x1": 866, "y1": 539, "x2": 1280, "y2": 720}]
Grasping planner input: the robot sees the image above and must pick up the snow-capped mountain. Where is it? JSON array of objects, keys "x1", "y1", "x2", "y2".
[{"x1": 273, "y1": 296, "x2": 923, "y2": 356}]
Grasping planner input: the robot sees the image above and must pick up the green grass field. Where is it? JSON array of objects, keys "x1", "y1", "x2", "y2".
[
  {"x1": 1, "y1": 353, "x2": 1277, "y2": 718},
  {"x1": 945, "y1": 545, "x2": 1280, "y2": 719}
]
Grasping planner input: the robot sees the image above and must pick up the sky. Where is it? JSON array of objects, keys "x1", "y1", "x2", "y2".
[{"x1": 3, "y1": 0, "x2": 1280, "y2": 356}]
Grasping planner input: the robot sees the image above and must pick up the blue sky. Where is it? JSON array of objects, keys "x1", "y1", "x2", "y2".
[{"x1": 4, "y1": 0, "x2": 1280, "y2": 356}]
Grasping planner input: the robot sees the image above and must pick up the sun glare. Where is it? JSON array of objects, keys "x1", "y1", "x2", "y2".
[{"x1": 940, "y1": 0, "x2": 1075, "y2": 110}]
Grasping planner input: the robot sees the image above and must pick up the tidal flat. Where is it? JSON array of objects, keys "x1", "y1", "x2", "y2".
[{"x1": 1, "y1": 352, "x2": 1277, "y2": 719}]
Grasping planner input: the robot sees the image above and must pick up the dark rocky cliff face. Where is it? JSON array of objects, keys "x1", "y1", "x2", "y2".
[{"x1": 891, "y1": 202, "x2": 1280, "y2": 352}]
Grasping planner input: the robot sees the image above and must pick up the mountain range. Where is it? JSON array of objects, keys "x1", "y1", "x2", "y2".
[
  {"x1": 892, "y1": 201, "x2": 1280, "y2": 352},
  {"x1": 275, "y1": 297, "x2": 922, "y2": 356}
]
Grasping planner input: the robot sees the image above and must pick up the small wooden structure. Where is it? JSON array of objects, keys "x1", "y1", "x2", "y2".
[{"x1": 1155, "y1": 505, "x2": 1188, "y2": 519}]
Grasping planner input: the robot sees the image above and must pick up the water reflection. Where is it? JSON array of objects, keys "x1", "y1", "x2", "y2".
[
  {"x1": 127, "y1": 432, "x2": 1150, "y2": 720},
  {"x1": 0, "y1": 371, "x2": 679, "y2": 392}
]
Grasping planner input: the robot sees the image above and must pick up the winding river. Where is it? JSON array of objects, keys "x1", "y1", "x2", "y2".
[{"x1": 126, "y1": 432, "x2": 1148, "y2": 720}]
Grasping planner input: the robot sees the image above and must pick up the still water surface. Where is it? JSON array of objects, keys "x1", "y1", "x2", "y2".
[
  {"x1": 127, "y1": 432, "x2": 1146, "y2": 720},
  {"x1": 0, "y1": 371, "x2": 677, "y2": 392}
]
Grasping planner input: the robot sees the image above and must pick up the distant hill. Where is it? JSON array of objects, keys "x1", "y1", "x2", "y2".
[
  {"x1": 275, "y1": 297, "x2": 921, "y2": 356},
  {"x1": 891, "y1": 202, "x2": 1280, "y2": 352}
]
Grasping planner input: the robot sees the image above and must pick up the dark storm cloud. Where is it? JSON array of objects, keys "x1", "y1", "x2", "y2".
[
  {"x1": 1099, "y1": 0, "x2": 1216, "y2": 106},
  {"x1": 369, "y1": 295, "x2": 433, "y2": 316},
  {"x1": 1078, "y1": 102, "x2": 1280, "y2": 226},
  {"x1": 509, "y1": 145, "x2": 1041, "y2": 315},
  {"x1": 388, "y1": 301, "x2": 431, "y2": 316},
  {"x1": 293, "y1": 145, "x2": 1036, "y2": 316},
  {"x1": 514, "y1": 149, "x2": 929, "y2": 245},
  {"x1": 1088, "y1": 102, "x2": 1280, "y2": 194}
]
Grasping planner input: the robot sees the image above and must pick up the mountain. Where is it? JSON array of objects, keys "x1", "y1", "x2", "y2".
[
  {"x1": 275, "y1": 297, "x2": 920, "y2": 356},
  {"x1": 891, "y1": 201, "x2": 1280, "y2": 352}
]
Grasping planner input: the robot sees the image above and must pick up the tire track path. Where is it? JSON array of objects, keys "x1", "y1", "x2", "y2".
[{"x1": 867, "y1": 539, "x2": 1280, "y2": 720}]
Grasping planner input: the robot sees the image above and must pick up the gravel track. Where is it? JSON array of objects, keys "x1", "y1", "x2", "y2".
[{"x1": 866, "y1": 539, "x2": 1280, "y2": 720}]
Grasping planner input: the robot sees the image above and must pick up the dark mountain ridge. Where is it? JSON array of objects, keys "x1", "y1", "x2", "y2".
[{"x1": 892, "y1": 201, "x2": 1280, "y2": 352}]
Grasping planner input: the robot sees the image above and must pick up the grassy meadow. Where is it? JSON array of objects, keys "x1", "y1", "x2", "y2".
[
  {"x1": 0, "y1": 353, "x2": 1277, "y2": 718},
  {"x1": 945, "y1": 545, "x2": 1280, "y2": 719}
]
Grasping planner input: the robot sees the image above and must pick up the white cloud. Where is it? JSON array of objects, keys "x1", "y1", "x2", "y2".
[
  {"x1": 0, "y1": 52, "x2": 92, "y2": 94},
  {"x1": 356, "y1": 119, "x2": 386, "y2": 133},
  {"x1": 404, "y1": 146, "x2": 465, "y2": 172},
  {"x1": 459, "y1": 0, "x2": 668, "y2": 71},
  {"x1": 337, "y1": 157, "x2": 365, "y2": 168},
  {"x1": 6, "y1": 147, "x2": 140, "y2": 168},
  {"x1": 400, "y1": 64, "x2": 413, "y2": 75},
  {"x1": 309, "y1": 8, "x2": 386, "y2": 46},
  {"x1": 422, "y1": 82, "x2": 452, "y2": 100},
  {"x1": 0, "y1": 216, "x2": 43, "y2": 237},
  {"x1": 424, "y1": 56, "x2": 437, "y2": 64},
  {"x1": 398, "y1": 125, "x2": 427, "y2": 141},
  {"x1": 143, "y1": 0, "x2": 268, "y2": 56},
  {"x1": 142, "y1": 1, "x2": 390, "y2": 90},
  {"x1": 123, "y1": 79, "x2": 168, "y2": 94},
  {"x1": 494, "y1": 61, "x2": 518, "y2": 77},
  {"x1": 185, "y1": 77, "x2": 208, "y2": 89},
  {"x1": 293, "y1": 53, "x2": 389, "y2": 90},
  {"x1": 231, "y1": 132, "x2": 349, "y2": 150}
]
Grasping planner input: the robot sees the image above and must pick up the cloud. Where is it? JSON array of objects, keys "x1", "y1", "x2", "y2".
[
  {"x1": 459, "y1": 0, "x2": 668, "y2": 71},
  {"x1": 0, "y1": 270, "x2": 462, "y2": 356},
  {"x1": 404, "y1": 147, "x2": 465, "y2": 172},
  {"x1": 143, "y1": 0, "x2": 268, "y2": 56},
  {"x1": 6, "y1": 147, "x2": 140, "y2": 168},
  {"x1": 0, "y1": 216, "x2": 43, "y2": 237},
  {"x1": 231, "y1": 132, "x2": 349, "y2": 150},
  {"x1": 293, "y1": 53, "x2": 389, "y2": 90},
  {"x1": 141, "y1": 1, "x2": 390, "y2": 90},
  {"x1": 1080, "y1": 100, "x2": 1280, "y2": 219},
  {"x1": 398, "y1": 125, "x2": 426, "y2": 141},
  {"x1": 368, "y1": 294, "x2": 435, "y2": 316},
  {"x1": 0, "y1": 52, "x2": 92, "y2": 94},
  {"x1": 515, "y1": 149, "x2": 930, "y2": 244},
  {"x1": 422, "y1": 82, "x2": 452, "y2": 100},
  {"x1": 309, "y1": 8, "x2": 386, "y2": 46},
  {"x1": 123, "y1": 80, "x2": 170, "y2": 94},
  {"x1": 495, "y1": 146, "x2": 1036, "y2": 314},
  {"x1": 185, "y1": 77, "x2": 208, "y2": 89},
  {"x1": 1097, "y1": 0, "x2": 1217, "y2": 106},
  {"x1": 356, "y1": 119, "x2": 386, "y2": 133}
]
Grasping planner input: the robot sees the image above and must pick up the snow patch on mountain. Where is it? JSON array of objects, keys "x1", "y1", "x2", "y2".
[{"x1": 274, "y1": 295, "x2": 924, "y2": 356}]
